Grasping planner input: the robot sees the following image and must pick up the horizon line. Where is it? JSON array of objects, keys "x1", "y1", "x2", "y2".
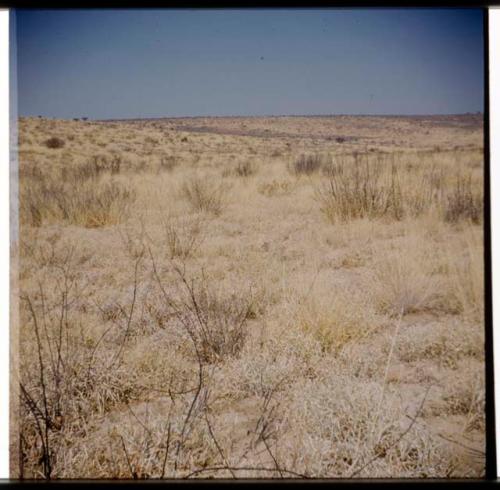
[{"x1": 19, "y1": 112, "x2": 484, "y2": 122}]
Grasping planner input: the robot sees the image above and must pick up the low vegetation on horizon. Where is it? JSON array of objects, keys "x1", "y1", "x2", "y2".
[{"x1": 13, "y1": 114, "x2": 485, "y2": 479}]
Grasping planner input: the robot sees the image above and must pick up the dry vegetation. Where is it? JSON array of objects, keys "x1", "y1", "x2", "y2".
[{"x1": 12, "y1": 114, "x2": 485, "y2": 479}]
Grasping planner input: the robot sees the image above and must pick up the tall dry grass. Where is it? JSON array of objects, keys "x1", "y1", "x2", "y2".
[
  {"x1": 181, "y1": 176, "x2": 228, "y2": 216},
  {"x1": 20, "y1": 176, "x2": 135, "y2": 228},
  {"x1": 316, "y1": 153, "x2": 403, "y2": 222},
  {"x1": 315, "y1": 151, "x2": 482, "y2": 224},
  {"x1": 19, "y1": 157, "x2": 136, "y2": 228},
  {"x1": 290, "y1": 154, "x2": 329, "y2": 176}
]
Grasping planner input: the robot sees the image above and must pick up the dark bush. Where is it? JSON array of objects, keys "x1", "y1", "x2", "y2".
[
  {"x1": 444, "y1": 174, "x2": 482, "y2": 224},
  {"x1": 291, "y1": 154, "x2": 324, "y2": 175},
  {"x1": 44, "y1": 137, "x2": 65, "y2": 149}
]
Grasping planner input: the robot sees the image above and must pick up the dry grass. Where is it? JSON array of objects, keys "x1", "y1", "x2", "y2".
[
  {"x1": 235, "y1": 160, "x2": 258, "y2": 177},
  {"x1": 316, "y1": 153, "x2": 403, "y2": 222},
  {"x1": 163, "y1": 215, "x2": 204, "y2": 260},
  {"x1": 158, "y1": 155, "x2": 178, "y2": 173},
  {"x1": 20, "y1": 174, "x2": 135, "y2": 228},
  {"x1": 293, "y1": 291, "x2": 379, "y2": 354},
  {"x1": 369, "y1": 242, "x2": 445, "y2": 317},
  {"x1": 258, "y1": 179, "x2": 295, "y2": 197},
  {"x1": 290, "y1": 153, "x2": 327, "y2": 175},
  {"x1": 316, "y1": 152, "x2": 482, "y2": 224},
  {"x1": 441, "y1": 226, "x2": 484, "y2": 320},
  {"x1": 444, "y1": 173, "x2": 483, "y2": 224},
  {"x1": 181, "y1": 176, "x2": 228, "y2": 216},
  {"x1": 14, "y1": 115, "x2": 486, "y2": 479}
]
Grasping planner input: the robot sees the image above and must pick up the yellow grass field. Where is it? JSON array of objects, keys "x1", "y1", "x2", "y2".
[{"x1": 12, "y1": 114, "x2": 485, "y2": 479}]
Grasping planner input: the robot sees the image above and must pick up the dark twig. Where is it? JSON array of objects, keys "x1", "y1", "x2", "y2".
[
  {"x1": 120, "y1": 435, "x2": 137, "y2": 479},
  {"x1": 183, "y1": 465, "x2": 309, "y2": 479},
  {"x1": 204, "y1": 412, "x2": 237, "y2": 479},
  {"x1": 160, "y1": 422, "x2": 172, "y2": 479},
  {"x1": 110, "y1": 255, "x2": 141, "y2": 367}
]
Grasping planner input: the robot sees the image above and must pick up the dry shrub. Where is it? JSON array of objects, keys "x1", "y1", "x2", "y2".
[
  {"x1": 258, "y1": 179, "x2": 294, "y2": 197},
  {"x1": 443, "y1": 369, "x2": 485, "y2": 432},
  {"x1": 440, "y1": 227, "x2": 484, "y2": 320},
  {"x1": 295, "y1": 292, "x2": 378, "y2": 354},
  {"x1": 18, "y1": 231, "x2": 92, "y2": 276},
  {"x1": 444, "y1": 173, "x2": 482, "y2": 224},
  {"x1": 405, "y1": 168, "x2": 446, "y2": 217},
  {"x1": 18, "y1": 266, "x2": 137, "y2": 478},
  {"x1": 317, "y1": 151, "x2": 483, "y2": 224},
  {"x1": 405, "y1": 165, "x2": 445, "y2": 218},
  {"x1": 118, "y1": 221, "x2": 148, "y2": 260},
  {"x1": 370, "y1": 226, "x2": 483, "y2": 320},
  {"x1": 61, "y1": 155, "x2": 123, "y2": 183},
  {"x1": 158, "y1": 156, "x2": 178, "y2": 173},
  {"x1": 61, "y1": 399, "x2": 186, "y2": 478},
  {"x1": 218, "y1": 315, "x2": 324, "y2": 404},
  {"x1": 316, "y1": 153, "x2": 403, "y2": 222},
  {"x1": 395, "y1": 320, "x2": 483, "y2": 369},
  {"x1": 20, "y1": 175, "x2": 136, "y2": 228},
  {"x1": 150, "y1": 262, "x2": 254, "y2": 364},
  {"x1": 19, "y1": 163, "x2": 44, "y2": 181},
  {"x1": 181, "y1": 176, "x2": 228, "y2": 216},
  {"x1": 44, "y1": 137, "x2": 65, "y2": 149},
  {"x1": 163, "y1": 215, "x2": 204, "y2": 260},
  {"x1": 285, "y1": 375, "x2": 451, "y2": 478},
  {"x1": 370, "y1": 243, "x2": 444, "y2": 317},
  {"x1": 235, "y1": 160, "x2": 257, "y2": 177},
  {"x1": 179, "y1": 278, "x2": 252, "y2": 363},
  {"x1": 290, "y1": 154, "x2": 326, "y2": 175}
]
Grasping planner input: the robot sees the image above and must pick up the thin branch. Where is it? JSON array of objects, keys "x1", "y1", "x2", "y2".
[
  {"x1": 125, "y1": 402, "x2": 153, "y2": 439},
  {"x1": 119, "y1": 435, "x2": 137, "y2": 479},
  {"x1": 261, "y1": 436, "x2": 283, "y2": 478},
  {"x1": 24, "y1": 295, "x2": 52, "y2": 479},
  {"x1": 110, "y1": 255, "x2": 141, "y2": 367},
  {"x1": 160, "y1": 422, "x2": 172, "y2": 479},
  {"x1": 183, "y1": 465, "x2": 309, "y2": 479},
  {"x1": 204, "y1": 412, "x2": 237, "y2": 479}
]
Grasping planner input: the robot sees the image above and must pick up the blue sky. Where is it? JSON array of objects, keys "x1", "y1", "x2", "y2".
[{"x1": 15, "y1": 9, "x2": 484, "y2": 119}]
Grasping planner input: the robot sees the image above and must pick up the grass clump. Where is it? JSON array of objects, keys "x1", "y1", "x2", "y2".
[
  {"x1": 181, "y1": 176, "x2": 227, "y2": 216},
  {"x1": 316, "y1": 153, "x2": 403, "y2": 222},
  {"x1": 61, "y1": 155, "x2": 122, "y2": 183},
  {"x1": 440, "y1": 228, "x2": 484, "y2": 320},
  {"x1": 258, "y1": 179, "x2": 294, "y2": 197},
  {"x1": 370, "y1": 244, "x2": 444, "y2": 317},
  {"x1": 444, "y1": 173, "x2": 482, "y2": 224},
  {"x1": 163, "y1": 215, "x2": 204, "y2": 260},
  {"x1": 182, "y1": 281, "x2": 252, "y2": 363},
  {"x1": 151, "y1": 263, "x2": 253, "y2": 364},
  {"x1": 295, "y1": 293, "x2": 377, "y2": 354},
  {"x1": 21, "y1": 176, "x2": 136, "y2": 228},
  {"x1": 235, "y1": 160, "x2": 257, "y2": 177},
  {"x1": 290, "y1": 154, "x2": 325, "y2": 175},
  {"x1": 158, "y1": 155, "x2": 178, "y2": 173}
]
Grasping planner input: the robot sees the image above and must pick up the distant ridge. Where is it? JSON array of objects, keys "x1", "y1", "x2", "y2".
[{"x1": 93, "y1": 113, "x2": 484, "y2": 123}]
